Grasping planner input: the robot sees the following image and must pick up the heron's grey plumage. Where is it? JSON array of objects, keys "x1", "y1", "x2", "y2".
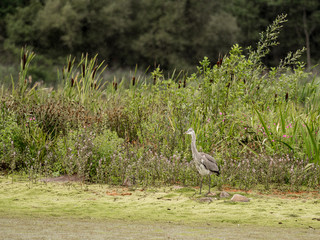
[{"x1": 185, "y1": 128, "x2": 220, "y2": 194}]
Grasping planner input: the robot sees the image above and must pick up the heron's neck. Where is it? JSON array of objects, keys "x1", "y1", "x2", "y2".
[{"x1": 190, "y1": 134, "x2": 199, "y2": 156}]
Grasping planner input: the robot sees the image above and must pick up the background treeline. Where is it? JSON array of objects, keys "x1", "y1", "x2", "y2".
[{"x1": 1, "y1": 0, "x2": 320, "y2": 86}]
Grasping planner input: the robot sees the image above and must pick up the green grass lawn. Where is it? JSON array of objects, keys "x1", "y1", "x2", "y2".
[
  {"x1": 1, "y1": 176, "x2": 320, "y2": 228},
  {"x1": 1, "y1": 176, "x2": 320, "y2": 239}
]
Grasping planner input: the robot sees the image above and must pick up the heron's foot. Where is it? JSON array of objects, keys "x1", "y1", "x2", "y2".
[{"x1": 206, "y1": 191, "x2": 217, "y2": 197}]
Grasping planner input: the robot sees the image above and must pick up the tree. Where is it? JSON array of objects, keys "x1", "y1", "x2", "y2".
[
  {"x1": 5, "y1": 1, "x2": 43, "y2": 47},
  {"x1": 288, "y1": 1, "x2": 320, "y2": 69}
]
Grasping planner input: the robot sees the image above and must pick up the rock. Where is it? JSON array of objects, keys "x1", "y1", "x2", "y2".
[
  {"x1": 220, "y1": 191, "x2": 230, "y2": 198},
  {"x1": 231, "y1": 194, "x2": 250, "y2": 202}
]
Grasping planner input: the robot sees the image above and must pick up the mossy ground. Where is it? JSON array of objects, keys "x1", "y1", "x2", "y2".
[{"x1": 0, "y1": 176, "x2": 320, "y2": 239}]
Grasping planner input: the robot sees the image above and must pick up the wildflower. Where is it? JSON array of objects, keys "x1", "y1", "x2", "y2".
[
  {"x1": 219, "y1": 112, "x2": 222, "y2": 115},
  {"x1": 283, "y1": 135, "x2": 287, "y2": 138},
  {"x1": 272, "y1": 139, "x2": 275, "y2": 142}
]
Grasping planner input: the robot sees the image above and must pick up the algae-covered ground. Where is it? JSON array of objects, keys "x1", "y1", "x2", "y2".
[{"x1": 0, "y1": 176, "x2": 319, "y2": 239}]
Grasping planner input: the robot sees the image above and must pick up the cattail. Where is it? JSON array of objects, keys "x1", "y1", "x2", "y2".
[
  {"x1": 285, "y1": 92, "x2": 289, "y2": 102},
  {"x1": 243, "y1": 79, "x2": 246, "y2": 84},
  {"x1": 113, "y1": 82, "x2": 117, "y2": 91},
  {"x1": 183, "y1": 77, "x2": 186, "y2": 88},
  {"x1": 153, "y1": 76, "x2": 156, "y2": 85},
  {"x1": 132, "y1": 76, "x2": 136, "y2": 86},
  {"x1": 210, "y1": 79, "x2": 213, "y2": 83},
  {"x1": 71, "y1": 78, "x2": 74, "y2": 87},
  {"x1": 178, "y1": 80, "x2": 181, "y2": 88},
  {"x1": 67, "y1": 59, "x2": 72, "y2": 72},
  {"x1": 82, "y1": 64, "x2": 85, "y2": 78},
  {"x1": 92, "y1": 66, "x2": 97, "y2": 79},
  {"x1": 274, "y1": 93, "x2": 277, "y2": 103},
  {"x1": 22, "y1": 52, "x2": 27, "y2": 70},
  {"x1": 217, "y1": 57, "x2": 223, "y2": 67}
]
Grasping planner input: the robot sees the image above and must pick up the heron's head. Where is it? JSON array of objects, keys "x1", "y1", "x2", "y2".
[{"x1": 185, "y1": 128, "x2": 195, "y2": 135}]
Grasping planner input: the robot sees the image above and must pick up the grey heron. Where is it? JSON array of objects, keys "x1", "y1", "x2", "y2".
[{"x1": 185, "y1": 128, "x2": 220, "y2": 194}]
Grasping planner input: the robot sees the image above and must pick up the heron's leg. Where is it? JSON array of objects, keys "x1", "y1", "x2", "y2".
[{"x1": 208, "y1": 175, "x2": 211, "y2": 193}]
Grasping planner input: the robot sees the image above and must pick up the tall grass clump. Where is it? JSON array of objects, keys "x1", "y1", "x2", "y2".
[{"x1": 60, "y1": 53, "x2": 107, "y2": 110}]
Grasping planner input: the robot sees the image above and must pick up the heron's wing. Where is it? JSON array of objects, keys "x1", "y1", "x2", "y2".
[
  {"x1": 201, "y1": 152, "x2": 216, "y2": 162},
  {"x1": 199, "y1": 152, "x2": 220, "y2": 175}
]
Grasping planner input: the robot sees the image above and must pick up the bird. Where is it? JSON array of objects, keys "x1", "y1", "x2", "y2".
[{"x1": 185, "y1": 128, "x2": 220, "y2": 194}]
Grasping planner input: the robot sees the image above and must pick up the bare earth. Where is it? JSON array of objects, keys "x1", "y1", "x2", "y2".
[{"x1": 0, "y1": 217, "x2": 319, "y2": 240}]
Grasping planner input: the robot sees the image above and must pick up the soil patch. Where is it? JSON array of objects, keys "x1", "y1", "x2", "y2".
[{"x1": 1, "y1": 216, "x2": 319, "y2": 240}]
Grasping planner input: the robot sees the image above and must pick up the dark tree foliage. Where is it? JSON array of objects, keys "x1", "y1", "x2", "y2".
[{"x1": 1, "y1": 0, "x2": 320, "y2": 71}]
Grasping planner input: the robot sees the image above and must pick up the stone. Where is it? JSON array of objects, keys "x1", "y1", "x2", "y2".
[
  {"x1": 220, "y1": 191, "x2": 230, "y2": 198},
  {"x1": 231, "y1": 194, "x2": 250, "y2": 202}
]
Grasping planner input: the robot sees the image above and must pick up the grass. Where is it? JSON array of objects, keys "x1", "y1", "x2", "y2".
[{"x1": 0, "y1": 176, "x2": 320, "y2": 229}]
